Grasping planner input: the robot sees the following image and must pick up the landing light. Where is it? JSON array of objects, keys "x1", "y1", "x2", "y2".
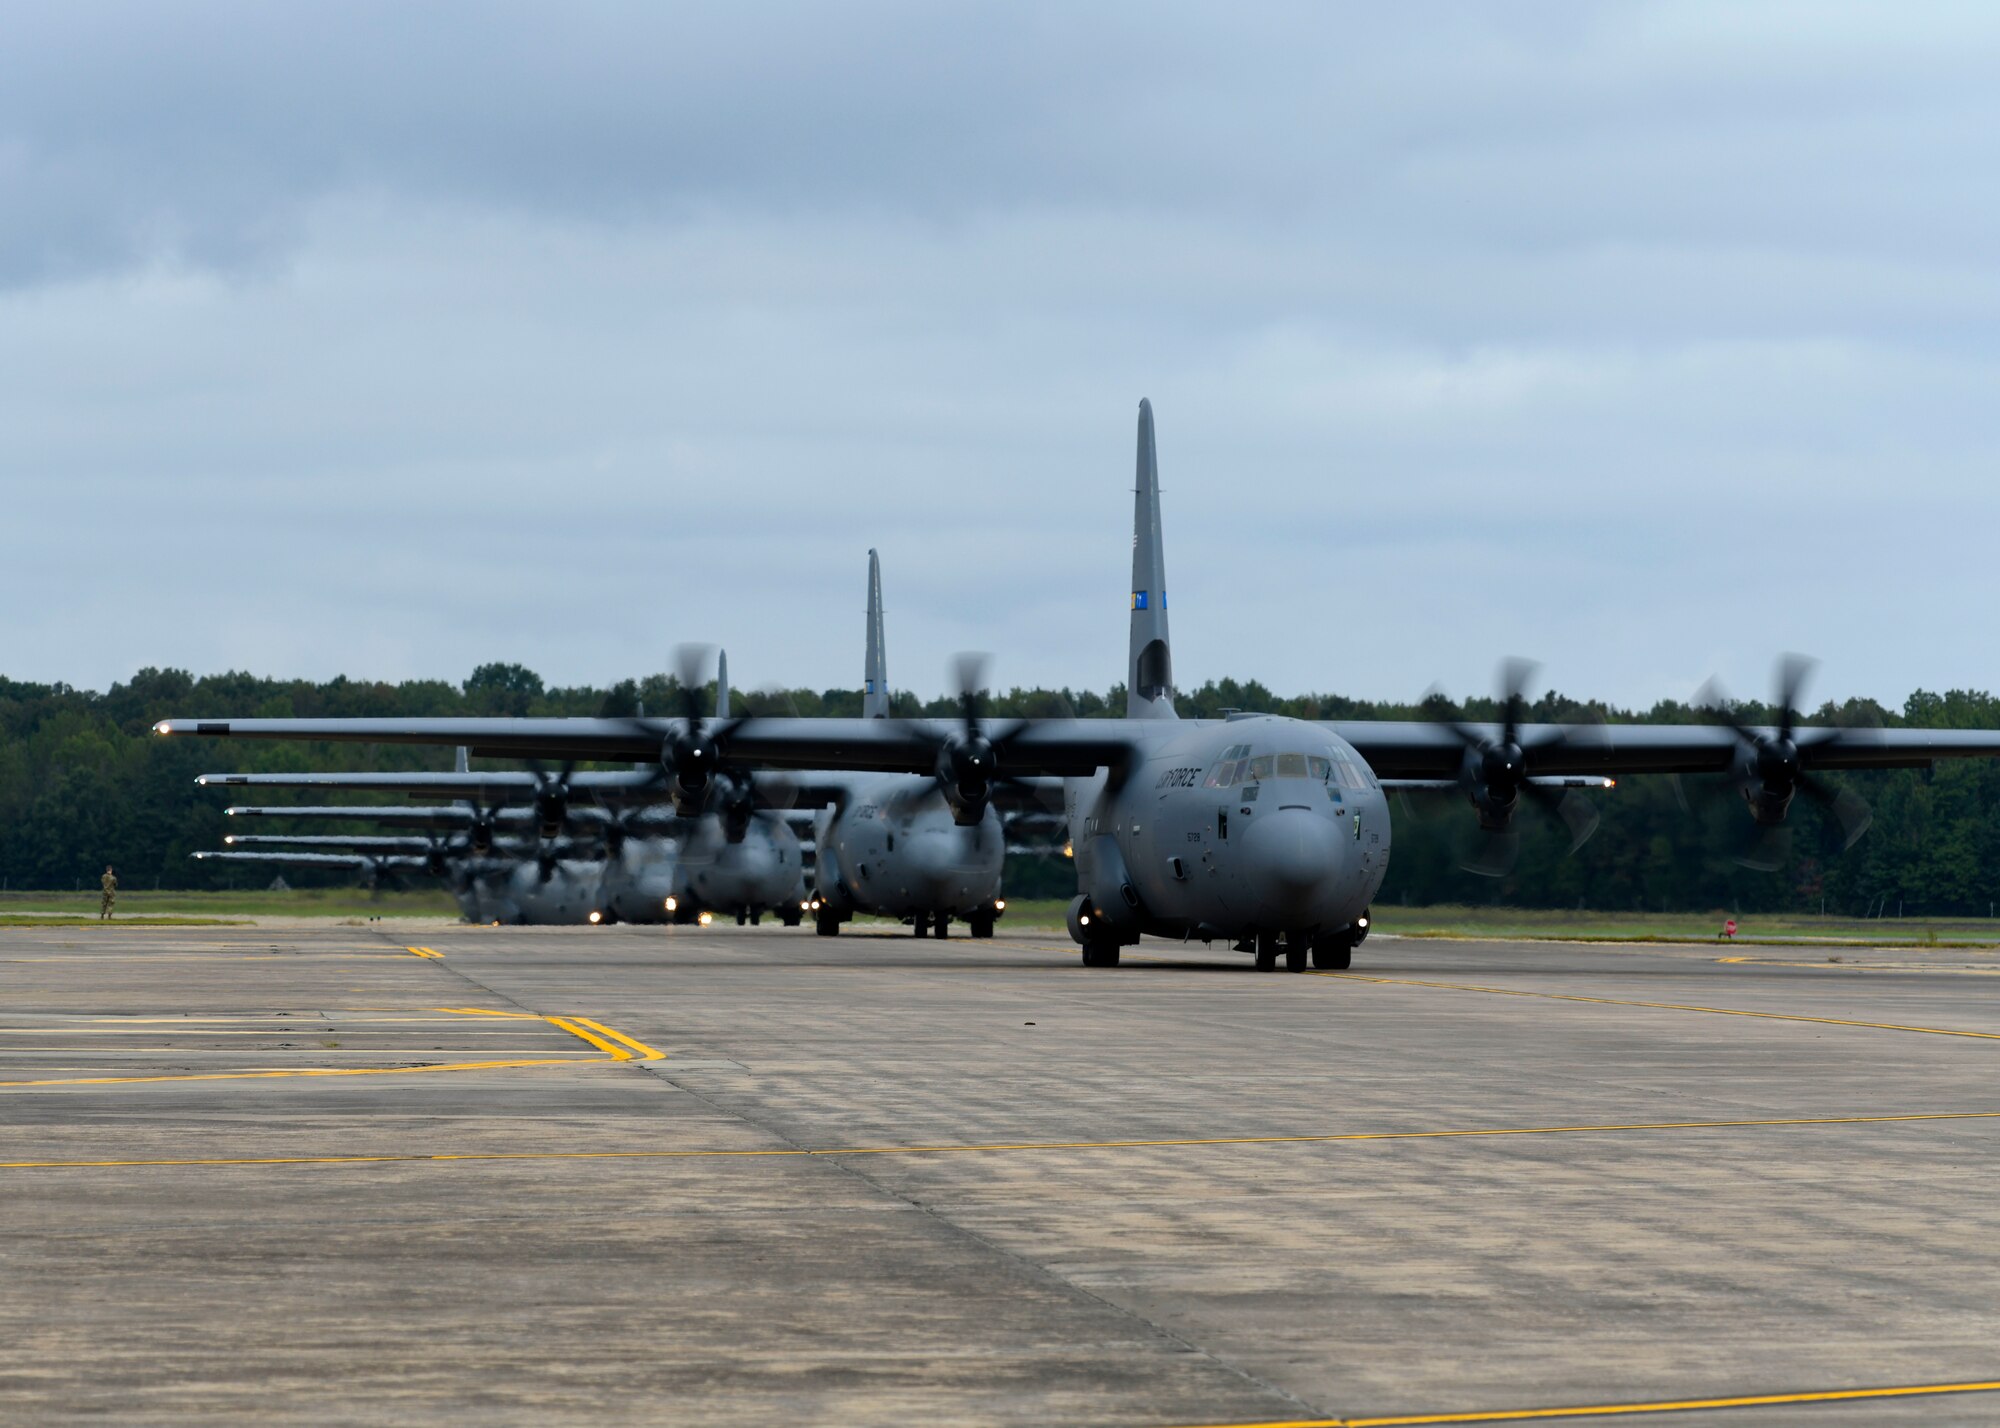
[
  {"x1": 1079, "y1": 914, "x2": 1091, "y2": 926},
  {"x1": 664, "y1": 896, "x2": 678, "y2": 912},
  {"x1": 588, "y1": 910, "x2": 602, "y2": 924},
  {"x1": 697, "y1": 911, "x2": 713, "y2": 926},
  {"x1": 1062, "y1": 842, "x2": 1073, "y2": 858},
  {"x1": 1357, "y1": 916, "x2": 1370, "y2": 928},
  {"x1": 994, "y1": 898, "x2": 1006, "y2": 911},
  {"x1": 224, "y1": 836, "x2": 237, "y2": 845},
  {"x1": 800, "y1": 899, "x2": 811, "y2": 910}
]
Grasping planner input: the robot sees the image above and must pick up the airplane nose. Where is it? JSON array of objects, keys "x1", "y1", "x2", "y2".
[{"x1": 1240, "y1": 809, "x2": 1344, "y2": 924}]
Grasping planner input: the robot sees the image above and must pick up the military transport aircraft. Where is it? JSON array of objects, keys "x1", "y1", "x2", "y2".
[
  {"x1": 803, "y1": 549, "x2": 1015, "y2": 939},
  {"x1": 159, "y1": 400, "x2": 2000, "y2": 973},
  {"x1": 194, "y1": 830, "x2": 605, "y2": 925},
  {"x1": 194, "y1": 666, "x2": 812, "y2": 926}
]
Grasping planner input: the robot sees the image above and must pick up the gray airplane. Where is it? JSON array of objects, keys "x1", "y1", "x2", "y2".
[
  {"x1": 198, "y1": 675, "x2": 810, "y2": 925},
  {"x1": 802, "y1": 550, "x2": 1014, "y2": 939},
  {"x1": 195, "y1": 827, "x2": 602, "y2": 925},
  {"x1": 158, "y1": 400, "x2": 2000, "y2": 974}
]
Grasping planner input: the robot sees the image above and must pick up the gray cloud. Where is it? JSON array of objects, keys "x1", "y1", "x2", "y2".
[{"x1": 3, "y1": 3, "x2": 1998, "y2": 709}]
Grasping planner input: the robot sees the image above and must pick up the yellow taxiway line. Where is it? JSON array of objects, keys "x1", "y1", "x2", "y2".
[
  {"x1": 1320, "y1": 971, "x2": 2000, "y2": 1041},
  {"x1": 0, "y1": 1006, "x2": 663, "y2": 1088},
  {"x1": 6, "y1": 1106, "x2": 1995, "y2": 1170},
  {"x1": 1171, "y1": 1377, "x2": 2000, "y2": 1426}
]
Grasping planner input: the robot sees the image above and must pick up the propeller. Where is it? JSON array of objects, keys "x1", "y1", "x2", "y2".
[
  {"x1": 526, "y1": 760, "x2": 579, "y2": 839},
  {"x1": 1425, "y1": 658, "x2": 1605, "y2": 877},
  {"x1": 659, "y1": 643, "x2": 725, "y2": 817},
  {"x1": 1694, "y1": 654, "x2": 1874, "y2": 870},
  {"x1": 462, "y1": 796, "x2": 504, "y2": 854}
]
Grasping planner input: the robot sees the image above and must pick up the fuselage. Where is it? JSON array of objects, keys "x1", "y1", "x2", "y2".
[
  {"x1": 814, "y1": 774, "x2": 1004, "y2": 919},
  {"x1": 1066, "y1": 715, "x2": 1389, "y2": 941},
  {"x1": 676, "y1": 815, "x2": 808, "y2": 918},
  {"x1": 501, "y1": 858, "x2": 605, "y2": 925},
  {"x1": 595, "y1": 836, "x2": 684, "y2": 923}
]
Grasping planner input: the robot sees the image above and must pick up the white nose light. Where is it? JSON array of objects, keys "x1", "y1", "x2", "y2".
[{"x1": 588, "y1": 910, "x2": 602, "y2": 924}]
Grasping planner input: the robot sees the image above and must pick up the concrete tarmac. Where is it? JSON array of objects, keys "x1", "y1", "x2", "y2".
[{"x1": 5, "y1": 922, "x2": 2000, "y2": 1425}]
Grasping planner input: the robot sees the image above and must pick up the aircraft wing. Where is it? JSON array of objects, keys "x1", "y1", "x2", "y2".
[
  {"x1": 161, "y1": 712, "x2": 2000, "y2": 783},
  {"x1": 222, "y1": 835, "x2": 435, "y2": 852},
  {"x1": 162, "y1": 717, "x2": 1138, "y2": 778},
  {"x1": 1330, "y1": 721, "x2": 2000, "y2": 779},
  {"x1": 225, "y1": 805, "x2": 522, "y2": 828},
  {"x1": 195, "y1": 770, "x2": 663, "y2": 797},
  {"x1": 190, "y1": 850, "x2": 430, "y2": 871}
]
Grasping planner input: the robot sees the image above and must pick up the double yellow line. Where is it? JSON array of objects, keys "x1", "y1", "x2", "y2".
[
  {"x1": 432, "y1": 1005, "x2": 663, "y2": 1061},
  {"x1": 548, "y1": 1016, "x2": 663, "y2": 1062},
  {"x1": 0, "y1": 1006, "x2": 662, "y2": 1088}
]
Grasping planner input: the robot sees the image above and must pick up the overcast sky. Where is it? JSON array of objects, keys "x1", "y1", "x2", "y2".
[{"x1": 4, "y1": 2, "x2": 1997, "y2": 710}]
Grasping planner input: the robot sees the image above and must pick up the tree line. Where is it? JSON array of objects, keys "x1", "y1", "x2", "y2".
[{"x1": 3, "y1": 662, "x2": 1998, "y2": 915}]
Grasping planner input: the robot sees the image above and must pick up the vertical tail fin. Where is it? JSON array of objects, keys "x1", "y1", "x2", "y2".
[
  {"x1": 716, "y1": 650, "x2": 731, "y2": 720},
  {"x1": 1127, "y1": 398, "x2": 1176, "y2": 719},
  {"x1": 863, "y1": 548, "x2": 890, "y2": 718}
]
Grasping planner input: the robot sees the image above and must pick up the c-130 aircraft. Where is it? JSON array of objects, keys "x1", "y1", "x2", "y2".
[{"x1": 158, "y1": 400, "x2": 2000, "y2": 973}]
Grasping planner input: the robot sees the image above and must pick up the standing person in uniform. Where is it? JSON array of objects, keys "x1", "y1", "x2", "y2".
[{"x1": 100, "y1": 865, "x2": 117, "y2": 920}]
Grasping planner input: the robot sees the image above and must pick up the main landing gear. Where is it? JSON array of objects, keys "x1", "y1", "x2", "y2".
[
  {"x1": 1253, "y1": 930, "x2": 1311, "y2": 973},
  {"x1": 1081, "y1": 939, "x2": 1120, "y2": 968},
  {"x1": 1310, "y1": 932, "x2": 1353, "y2": 971},
  {"x1": 1247, "y1": 921, "x2": 1365, "y2": 973}
]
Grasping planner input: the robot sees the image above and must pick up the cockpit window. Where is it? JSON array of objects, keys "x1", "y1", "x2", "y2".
[
  {"x1": 1331, "y1": 757, "x2": 1372, "y2": 791},
  {"x1": 1275, "y1": 753, "x2": 1309, "y2": 779},
  {"x1": 1202, "y1": 743, "x2": 1251, "y2": 789},
  {"x1": 1244, "y1": 754, "x2": 1274, "y2": 783},
  {"x1": 1309, "y1": 756, "x2": 1332, "y2": 782}
]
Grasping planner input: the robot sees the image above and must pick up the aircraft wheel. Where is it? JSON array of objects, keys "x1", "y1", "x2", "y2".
[
  {"x1": 1285, "y1": 936, "x2": 1308, "y2": 973},
  {"x1": 781, "y1": 911, "x2": 802, "y2": 928},
  {"x1": 968, "y1": 916, "x2": 995, "y2": 939},
  {"x1": 1082, "y1": 940, "x2": 1120, "y2": 968},
  {"x1": 749, "y1": 911, "x2": 762, "y2": 926},
  {"x1": 1254, "y1": 932, "x2": 1279, "y2": 973},
  {"x1": 1312, "y1": 935, "x2": 1353, "y2": 971},
  {"x1": 735, "y1": 909, "x2": 748, "y2": 926},
  {"x1": 934, "y1": 914, "x2": 950, "y2": 939},
  {"x1": 912, "y1": 917, "x2": 929, "y2": 938},
  {"x1": 815, "y1": 911, "x2": 842, "y2": 937}
]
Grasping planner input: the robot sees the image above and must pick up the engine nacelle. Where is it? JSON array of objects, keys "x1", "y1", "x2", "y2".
[
  {"x1": 718, "y1": 777, "x2": 756, "y2": 843},
  {"x1": 661, "y1": 729, "x2": 720, "y2": 817},
  {"x1": 535, "y1": 792, "x2": 567, "y2": 841},
  {"x1": 936, "y1": 734, "x2": 996, "y2": 827},
  {"x1": 1469, "y1": 782, "x2": 1520, "y2": 833},
  {"x1": 1463, "y1": 742, "x2": 1526, "y2": 832},
  {"x1": 1735, "y1": 740, "x2": 1801, "y2": 827}
]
